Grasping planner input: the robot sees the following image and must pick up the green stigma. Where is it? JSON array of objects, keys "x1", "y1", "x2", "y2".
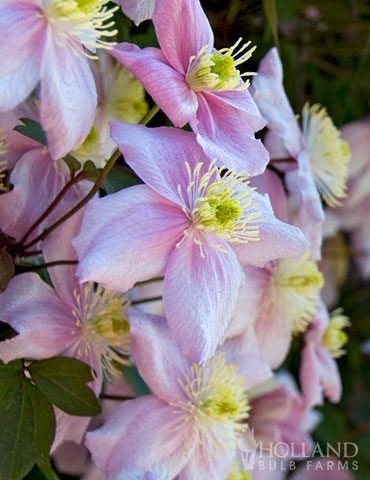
[{"x1": 210, "y1": 54, "x2": 235, "y2": 82}]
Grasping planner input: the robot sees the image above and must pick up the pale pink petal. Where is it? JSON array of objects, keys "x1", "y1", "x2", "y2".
[
  {"x1": 110, "y1": 122, "x2": 207, "y2": 206},
  {"x1": 153, "y1": 0, "x2": 214, "y2": 74},
  {"x1": 233, "y1": 191, "x2": 310, "y2": 267},
  {"x1": 191, "y1": 92, "x2": 269, "y2": 174},
  {"x1": 85, "y1": 396, "x2": 188, "y2": 479},
  {"x1": 52, "y1": 409, "x2": 91, "y2": 454},
  {"x1": 249, "y1": 169, "x2": 288, "y2": 222},
  {"x1": 41, "y1": 36, "x2": 96, "y2": 159},
  {"x1": 300, "y1": 344, "x2": 323, "y2": 408},
  {"x1": 0, "y1": 99, "x2": 41, "y2": 169},
  {"x1": 316, "y1": 347, "x2": 342, "y2": 403},
  {"x1": 291, "y1": 459, "x2": 355, "y2": 480},
  {"x1": 252, "y1": 47, "x2": 302, "y2": 157},
  {"x1": 0, "y1": 49, "x2": 42, "y2": 112},
  {"x1": 163, "y1": 233, "x2": 244, "y2": 363},
  {"x1": 42, "y1": 209, "x2": 85, "y2": 310},
  {"x1": 0, "y1": 0, "x2": 45, "y2": 76},
  {"x1": 52, "y1": 441, "x2": 89, "y2": 476},
  {"x1": 0, "y1": 148, "x2": 64, "y2": 241},
  {"x1": 0, "y1": 273, "x2": 75, "y2": 363},
  {"x1": 179, "y1": 450, "x2": 234, "y2": 480},
  {"x1": 227, "y1": 266, "x2": 269, "y2": 338},
  {"x1": 255, "y1": 314, "x2": 292, "y2": 369},
  {"x1": 215, "y1": 89, "x2": 266, "y2": 131},
  {"x1": 127, "y1": 309, "x2": 191, "y2": 403},
  {"x1": 111, "y1": 44, "x2": 197, "y2": 127},
  {"x1": 115, "y1": 0, "x2": 155, "y2": 26},
  {"x1": 74, "y1": 185, "x2": 188, "y2": 292}
]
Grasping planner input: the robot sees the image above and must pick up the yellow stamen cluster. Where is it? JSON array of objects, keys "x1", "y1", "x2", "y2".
[
  {"x1": 72, "y1": 126, "x2": 104, "y2": 164},
  {"x1": 177, "y1": 160, "x2": 262, "y2": 257},
  {"x1": 171, "y1": 353, "x2": 250, "y2": 458},
  {"x1": 71, "y1": 283, "x2": 131, "y2": 377},
  {"x1": 271, "y1": 252, "x2": 324, "y2": 334},
  {"x1": 302, "y1": 103, "x2": 351, "y2": 207},
  {"x1": 321, "y1": 309, "x2": 350, "y2": 358},
  {"x1": 227, "y1": 462, "x2": 252, "y2": 480},
  {"x1": 43, "y1": 0, "x2": 118, "y2": 58},
  {"x1": 0, "y1": 128, "x2": 8, "y2": 192},
  {"x1": 185, "y1": 38, "x2": 256, "y2": 92}
]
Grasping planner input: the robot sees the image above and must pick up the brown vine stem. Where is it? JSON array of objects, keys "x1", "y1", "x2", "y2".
[{"x1": 21, "y1": 104, "x2": 160, "y2": 251}]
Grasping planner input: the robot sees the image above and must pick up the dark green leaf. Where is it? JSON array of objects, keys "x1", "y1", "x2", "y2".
[
  {"x1": 0, "y1": 360, "x2": 22, "y2": 404},
  {"x1": 14, "y1": 118, "x2": 47, "y2": 146},
  {"x1": 82, "y1": 160, "x2": 99, "y2": 182},
  {"x1": 263, "y1": 0, "x2": 279, "y2": 47},
  {"x1": 25, "y1": 383, "x2": 55, "y2": 461},
  {"x1": 104, "y1": 164, "x2": 142, "y2": 194},
  {"x1": 29, "y1": 357, "x2": 101, "y2": 416},
  {"x1": 35, "y1": 461, "x2": 59, "y2": 480},
  {"x1": 0, "y1": 378, "x2": 36, "y2": 480},
  {"x1": 63, "y1": 155, "x2": 81, "y2": 176},
  {"x1": 0, "y1": 250, "x2": 14, "y2": 293}
]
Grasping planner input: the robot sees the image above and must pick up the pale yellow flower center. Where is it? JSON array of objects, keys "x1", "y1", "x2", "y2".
[
  {"x1": 185, "y1": 38, "x2": 256, "y2": 92},
  {"x1": 177, "y1": 160, "x2": 263, "y2": 258},
  {"x1": 43, "y1": 0, "x2": 118, "y2": 58},
  {"x1": 171, "y1": 353, "x2": 250, "y2": 458},
  {"x1": 302, "y1": 103, "x2": 351, "y2": 208},
  {"x1": 71, "y1": 284, "x2": 131, "y2": 377},
  {"x1": 321, "y1": 309, "x2": 350, "y2": 358},
  {"x1": 271, "y1": 252, "x2": 324, "y2": 334},
  {"x1": 227, "y1": 462, "x2": 252, "y2": 480}
]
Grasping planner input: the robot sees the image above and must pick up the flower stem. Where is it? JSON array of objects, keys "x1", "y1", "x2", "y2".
[
  {"x1": 131, "y1": 296, "x2": 162, "y2": 305},
  {"x1": 139, "y1": 104, "x2": 160, "y2": 126},
  {"x1": 15, "y1": 260, "x2": 78, "y2": 271}
]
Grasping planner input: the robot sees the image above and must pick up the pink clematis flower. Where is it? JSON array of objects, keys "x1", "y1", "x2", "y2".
[
  {"x1": 74, "y1": 123, "x2": 309, "y2": 362},
  {"x1": 0, "y1": 211, "x2": 131, "y2": 447},
  {"x1": 252, "y1": 48, "x2": 350, "y2": 260},
  {"x1": 85, "y1": 308, "x2": 272, "y2": 480},
  {"x1": 0, "y1": 0, "x2": 120, "y2": 159},
  {"x1": 110, "y1": 0, "x2": 268, "y2": 174},
  {"x1": 300, "y1": 301, "x2": 350, "y2": 409},
  {"x1": 114, "y1": 0, "x2": 155, "y2": 26}
]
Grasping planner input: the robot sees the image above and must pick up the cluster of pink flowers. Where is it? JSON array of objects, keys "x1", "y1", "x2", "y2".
[{"x1": 0, "y1": 0, "x2": 361, "y2": 479}]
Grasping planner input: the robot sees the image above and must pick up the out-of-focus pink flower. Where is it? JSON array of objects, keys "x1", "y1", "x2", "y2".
[
  {"x1": 74, "y1": 123, "x2": 309, "y2": 363},
  {"x1": 229, "y1": 252, "x2": 324, "y2": 369},
  {"x1": 300, "y1": 301, "x2": 350, "y2": 409},
  {"x1": 253, "y1": 48, "x2": 350, "y2": 260},
  {"x1": 114, "y1": 0, "x2": 155, "y2": 25},
  {"x1": 110, "y1": 0, "x2": 268, "y2": 173},
  {"x1": 0, "y1": 0, "x2": 121, "y2": 159},
  {"x1": 0, "y1": 100, "x2": 88, "y2": 244},
  {"x1": 85, "y1": 308, "x2": 272, "y2": 479},
  {"x1": 291, "y1": 458, "x2": 355, "y2": 479}
]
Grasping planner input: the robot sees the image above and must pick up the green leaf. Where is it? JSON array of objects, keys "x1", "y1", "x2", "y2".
[
  {"x1": 0, "y1": 361, "x2": 57, "y2": 480},
  {"x1": 29, "y1": 357, "x2": 102, "y2": 416},
  {"x1": 63, "y1": 154, "x2": 81, "y2": 176},
  {"x1": 14, "y1": 118, "x2": 47, "y2": 146},
  {"x1": 263, "y1": 0, "x2": 279, "y2": 47},
  {"x1": 119, "y1": 364, "x2": 150, "y2": 396},
  {"x1": 82, "y1": 160, "x2": 99, "y2": 182},
  {"x1": 104, "y1": 164, "x2": 142, "y2": 194}
]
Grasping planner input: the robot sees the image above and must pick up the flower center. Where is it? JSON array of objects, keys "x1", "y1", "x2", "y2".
[
  {"x1": 171, "y1": 353, "x2": 250, "y2": 458},
  {"x1": 185, "y1": 38, "x2": 256, "y2": 92},
  {"x1": 177, "y1": 160, "x2": 262, "y2": 258},
  {"x1": 302, "y1": 103, "x2": 351, "y2": 208},
  {"x1": 43, "y1": 0, "x2": 118, "y2": 58},
  {"x1": 271, "y1": 252, "x2": 324, "y2": 334},
  {"x1": 71, "y1": 283, "x2": 131, "y2": 376},
  {"x1": 321, "y1": 309, "x2": 350, "y2": 358},
  {"x1": 227, "y1": 463, "x2": 252, "y2": 480}
]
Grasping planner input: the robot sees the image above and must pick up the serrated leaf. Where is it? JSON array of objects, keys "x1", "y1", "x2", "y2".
[
  {"x1": 263, "y1": 0, "x2": 279, "y2": 47},
  {"x1": 14, "y1": 118, "x2": 47, "y2": 146},
  {"x1": 63, "y1": 154, "x2": 81, "y2": 176},
  {"x1": 104, "y1": 164, "x2": 142, "y2": 194},
  {"x1": 29, "y1": 357, "x2": 101, "y2": 416}
]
